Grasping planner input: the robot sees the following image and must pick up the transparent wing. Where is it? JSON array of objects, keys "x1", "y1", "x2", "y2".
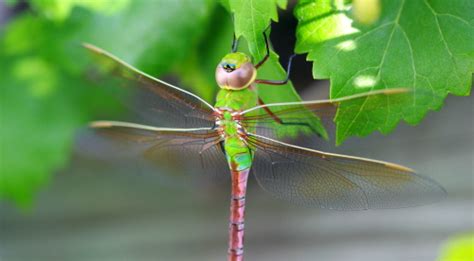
[
  {"x1": 241, "y1": 89, "x2": 410, "y2": 139},
  {"x1": 79, "y1": 121, "x2": 228, "y2": 183},
  {"x1": 248, "y1": 133, "x2": 446, "y2": 210},
  {"x1": 83, "y1": 43, "x2": 216, "y2": 129}
]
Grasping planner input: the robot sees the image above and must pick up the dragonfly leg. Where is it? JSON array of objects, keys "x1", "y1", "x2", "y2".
[
  {"x1": 219, "y1": 140, "x2": 226, "y2": 156},
  {"x1": 231, "y1": 33, "x2": 239, "y2": 53},
  {"x1": 230, "y1": 13, "x2": 240, "y2": 53},
  {"x1": 232, "y1": 34, "x2": 239, "y2": 53},
  {"x1": 256, "y1": 97, "x2": 322, "y2": 136},
  {"x1": 254, "y1": 28, "x2": 271, "y2": 69},
  {"x1": 257, "y1": 97, "x2": 283, "y2": 124},
  {"x1": 254, "y1": 54, "x2": 296, "y2": 85}
]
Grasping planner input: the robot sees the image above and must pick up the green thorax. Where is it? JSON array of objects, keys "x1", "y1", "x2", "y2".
[
  {"x1": 214, "y1": 88, "x2": 257, "y2": 171},
  {"x1": 214, "y1": 88, "x2": 258, "y2": 111},
  {"x1": 214, "y1": 87, "x2": 258, "y2": 138}
]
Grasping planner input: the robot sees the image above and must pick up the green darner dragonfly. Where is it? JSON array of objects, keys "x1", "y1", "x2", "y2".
[{"x1": 83, "y1": 32, "x2": 445, "y2": 261}]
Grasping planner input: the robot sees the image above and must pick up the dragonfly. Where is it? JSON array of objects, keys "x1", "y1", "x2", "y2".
[{"x1": 83, "y1": 32, "x2": 445, "y2": 261}]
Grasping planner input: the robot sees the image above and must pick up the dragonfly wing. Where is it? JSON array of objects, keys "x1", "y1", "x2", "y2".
[
  {"x1": 248, "y1": 133, "x2": 446, "y2": 210},
  {"x1": 83, "y1": 43, "x2": 216, "y2": 129},
  {"x1": 79, "y1": 121, "x2": 228, "y2": 183},
  {"x1": 241, "y1": 89, "x2": 410, "y2": 139}
]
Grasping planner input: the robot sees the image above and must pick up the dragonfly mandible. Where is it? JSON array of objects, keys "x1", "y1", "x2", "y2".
[{"x1": 83, "y1": 31, "x2": 445, "y2": 261}]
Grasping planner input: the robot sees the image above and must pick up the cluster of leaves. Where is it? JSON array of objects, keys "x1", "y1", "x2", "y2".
[
  {"x1": 295, "y1": 0, "x2": 473, "y2": 144},
  {"x1": 0, "y1": 0, "x2": 472, "y2": 206},
  {"x1": 0, "y1": 0, "x2": 231, "y2": 206}
]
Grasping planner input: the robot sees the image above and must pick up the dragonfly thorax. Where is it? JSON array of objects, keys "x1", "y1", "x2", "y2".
[
  {"x1": 213, "y1": 87, "x2": 258, "y2": 140},
  {"x1": 215, "y1": 109, "x2": 246, "y2": 140}
]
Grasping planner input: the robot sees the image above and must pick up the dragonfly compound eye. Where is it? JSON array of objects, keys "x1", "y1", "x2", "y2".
[
  {"x1": 216, "y1": 62, "x2": 257, "y2": 90},
  {"x1": 216, "y1": 52, "x2": 256, "y2": 90},
  {"x1": 222, "y1": 63, "x2": 236, "y2": 72},
  {"x1": 216, "y1": 62, "x2": 256, "y2": 90}
]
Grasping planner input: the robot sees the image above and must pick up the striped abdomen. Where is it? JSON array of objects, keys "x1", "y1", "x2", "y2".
[
  {"x1": 228, "y1": 168, "x2": 250, "y2": 261},
  {"x1": 224, "y1": 135, "x2": 252, "y2": 261}
]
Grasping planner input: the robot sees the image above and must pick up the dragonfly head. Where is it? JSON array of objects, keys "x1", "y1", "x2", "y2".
[{"x1": 216, "y1": 52, "x2": 256, "y2": 90}]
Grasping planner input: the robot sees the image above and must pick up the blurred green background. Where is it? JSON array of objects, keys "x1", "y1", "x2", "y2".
[{"x1": 0, "y1": 1, "x2": 473, "y2": 260}]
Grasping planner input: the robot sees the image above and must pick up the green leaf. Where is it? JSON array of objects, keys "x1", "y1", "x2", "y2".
[
  {"x1": 295, "y1": 0, "x2": 474, "y2": 145},
  {"x1": 225, "y1": 0, "x2": 328, "y2": 138},
  {"x1": 176, "y1": 4, "x2": 234, "y2": 102},
  {"x1": 0, "y1": 58, "x2": 81, "y2": 206},
  {"x1": 30, "y1": 0, "x2": 130, "y2": 21},
  {"x1": 227, "y1": 0, "x2": 286, "y2": 61},
  {"x1": 352, "y1": 0, "x2": 382, "y2": 25},
  {"x1": 0, "y1": 0, "x2": 216, "y2": 206},
  {"x1": 79, "y1": 0, "x2": 216, "y2": 77}
]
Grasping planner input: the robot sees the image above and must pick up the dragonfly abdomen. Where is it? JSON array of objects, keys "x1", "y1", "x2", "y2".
[
  {"x1": 224, "y1": 137, "x2": 252, "y2": 171},
  {"x1": 223, "y1": 136, "x2": 252, "y2": 261},
  {"x1": 228, "y1": 166, "x2": 250, "y2": 261}
]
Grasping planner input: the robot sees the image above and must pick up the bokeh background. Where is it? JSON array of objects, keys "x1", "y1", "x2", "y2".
[{"x1": 1, "y1": 1, "x2": 473, "y2": 261}]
